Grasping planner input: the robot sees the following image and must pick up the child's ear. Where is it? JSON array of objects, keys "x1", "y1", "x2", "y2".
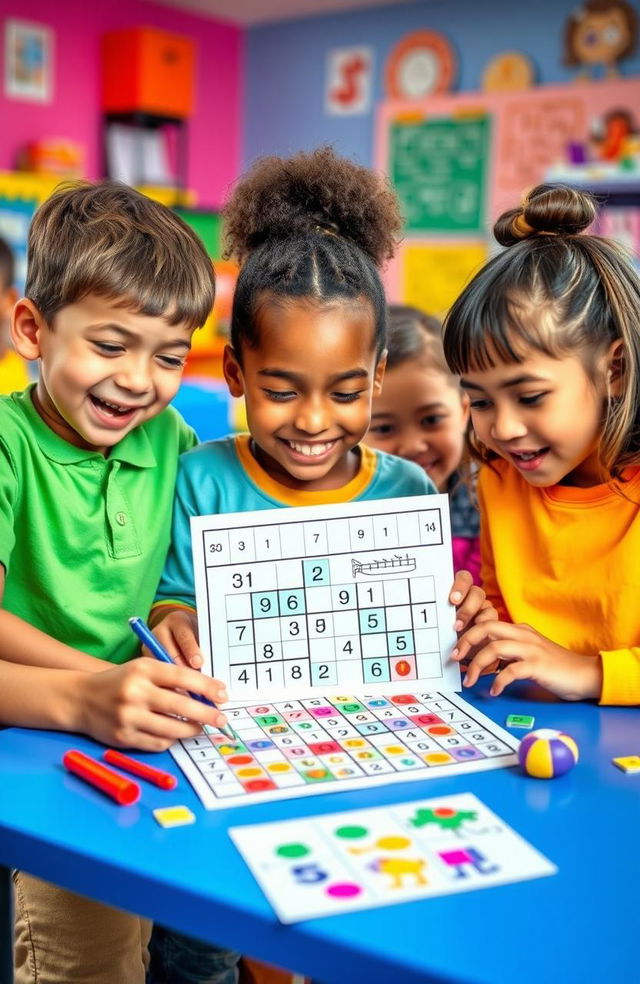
[
  {"x1": 222, "y1": 344, "x2": 245, "y2": 398},
  {"x1": 460, "y1": 390, "x2": 471, "y2": 425},
  {"x1": 11, "y1": 299, "x2": 47, "y2": 362},
  {"x1": 372, "y1": 350, "x2": 387, "y2": 396},
  {"x1": 605, "y1": 339, "x2": 625, "y2": 397}
]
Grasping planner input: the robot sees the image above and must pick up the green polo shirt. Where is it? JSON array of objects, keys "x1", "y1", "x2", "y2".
[{"x1": 0, "y1": 386, "x2": 197, "y2": 664}]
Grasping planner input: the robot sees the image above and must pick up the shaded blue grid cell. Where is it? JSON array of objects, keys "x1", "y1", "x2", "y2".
[
  {"x1": 251, "y1": 591, "x2": 279, "y2": 618},
  {"x1": 362, "y1": 658, "x2": 390, "y2": 684},
  {"x1": 278, "y1": 588, "x2": 305, "y2": 615},
  {"x1": 303, "y1": 558, "x2": 330, "y2": 587},
  {"x1": 388, "y1": 630, "x2": 415, "y2": 656},
  {"x1": 311, "y1": 661, "x2": 338, "y2": 686},
  {"x1": 359, "y1": 608, "x2": 386, "y2": 634},
  {"x1": 355, "y1": 721, "x2": 389, "y2": 736}
]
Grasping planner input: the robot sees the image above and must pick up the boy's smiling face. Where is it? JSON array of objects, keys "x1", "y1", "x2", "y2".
[
  {"x1": 223, "y1": 296, "x2": 386, "y2": 491},
  {"x1": 13, "y1": 294, "x2": 193, "y2": 454}
]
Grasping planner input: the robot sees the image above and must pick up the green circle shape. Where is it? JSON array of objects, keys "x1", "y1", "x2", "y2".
[
  {"x1": 276, "y1": 842, "x2": 310, "y2": 858},
  {"x1": 335, "y1": 825, "x2": 368, "y2": 840}
]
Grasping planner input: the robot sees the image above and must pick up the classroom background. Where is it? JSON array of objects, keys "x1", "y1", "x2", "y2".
[{"x1": 1, "y1": 0, "x2": 639, "y2": 437}]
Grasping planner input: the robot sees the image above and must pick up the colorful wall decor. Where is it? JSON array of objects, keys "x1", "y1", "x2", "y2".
[
  {"x1": 482, "y1": 52, "x2": 535, "y2": 91},
  {"x1": 325, "y1": 46, "x2": 373, "y2": 115},
  {"x1": 384, "y1": 31, "x2": 456, "y2": 100},
  {"x1": 563, "y1": 0, "x2": 638, "y2": 80},
  {"x1": 4, "y1": 19, "x2": 53, "y2": 103}
]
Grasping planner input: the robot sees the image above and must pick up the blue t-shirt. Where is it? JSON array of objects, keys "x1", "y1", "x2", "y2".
[{"x1": 156, "y1": 434, "x2": 436, "y2": 610}]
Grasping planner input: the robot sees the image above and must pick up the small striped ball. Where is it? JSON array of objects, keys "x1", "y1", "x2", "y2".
[{"x1": 518, "y1": 729, "x2": 578, "y2": 779}]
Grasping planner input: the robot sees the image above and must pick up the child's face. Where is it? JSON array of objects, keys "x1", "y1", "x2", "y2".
[
  {"x1": 15, "y1": 293, "x2": 193, "y2": 454},
  {"x1": 223, "y1": 297, "x2": 385, "y2": 491},
  {"x1": 460, "y1": 347, "x2": 610, "y2": 488},
  {"x1": 368, "y1": 361, "x2": 468, "y2": 491}
]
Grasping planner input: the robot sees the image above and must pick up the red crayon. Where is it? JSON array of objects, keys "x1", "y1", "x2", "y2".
[
  {"x1": 103, "y1": 750, "x2": 178, "y2": 790},
  {"x1": 63, "y1": 750, "x2": 140, "y2": 805}
]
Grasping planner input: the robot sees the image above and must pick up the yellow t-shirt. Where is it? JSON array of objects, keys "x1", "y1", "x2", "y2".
[
  {"x1": 0, "y1": 350, "x2": 29, "y2": 395},
  {"x1": 478, "y1": 459, "x2": 640, "y2": 706}
]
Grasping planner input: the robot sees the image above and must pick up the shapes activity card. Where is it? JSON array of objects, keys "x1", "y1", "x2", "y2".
[
  {"x1": 191, "y1": 494, "x2": 460, "y2": 701},
  {"x1": 229, "y1": 792, "x2": 557, "y2": 922},
  {"x1": 169, "y1": 690, "x2": 519, "y2": 810}
]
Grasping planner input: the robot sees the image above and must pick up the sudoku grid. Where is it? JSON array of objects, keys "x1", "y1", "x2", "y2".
[{"x1": 199, "y1": 507, "x2": 448, "y2": 694}]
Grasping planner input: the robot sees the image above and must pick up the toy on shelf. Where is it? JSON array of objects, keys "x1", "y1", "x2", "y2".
[
  {"x1": 17, "y1": 139, "x2": 85, "y2": 177},
  {"x1": 518, "y1": 729, "x2": 579, "y2": 779}
]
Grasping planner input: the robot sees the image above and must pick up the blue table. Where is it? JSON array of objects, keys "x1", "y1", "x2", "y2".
[{"x1": 0, "y1": 682, "x2": 637, "y2": 984}]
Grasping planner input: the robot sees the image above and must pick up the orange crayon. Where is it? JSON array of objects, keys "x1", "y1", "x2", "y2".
[
  {"x1": 104, "y1": 750, "x2": 178, "y2": 790},
  {"x1": 63, "y1": 750, "x2": 140, "y2": 805}
]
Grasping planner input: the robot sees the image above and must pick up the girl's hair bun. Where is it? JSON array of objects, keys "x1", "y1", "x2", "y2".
[
  {"x1": 223, "y1": 146, "x2": 402, "y2": 266},
  {"x1": 494, "y1": 183, "x2": 598, "y2": 247}
]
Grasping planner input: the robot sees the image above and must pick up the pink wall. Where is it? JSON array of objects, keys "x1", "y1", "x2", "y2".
[{"x1": 0, "y1": 0, "x2": 243, "y2": 208}]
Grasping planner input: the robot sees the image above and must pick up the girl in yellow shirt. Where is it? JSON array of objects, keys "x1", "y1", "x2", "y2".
[{"x1": 444, "y1": 182, "x2": 640, "y2": 706}]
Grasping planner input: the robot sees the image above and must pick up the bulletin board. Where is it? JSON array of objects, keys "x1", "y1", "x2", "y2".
[
  {"x1": 376, "y1": 78, "x2": 640, "y2": 315},
  {"x1": 390, "y1": 114, "x2": 491, "y2": 234}
]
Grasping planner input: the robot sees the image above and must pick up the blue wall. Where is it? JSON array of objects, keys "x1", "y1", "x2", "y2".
[{"x1": 244, "y1": 0, "x2": 640, "y2": 167}]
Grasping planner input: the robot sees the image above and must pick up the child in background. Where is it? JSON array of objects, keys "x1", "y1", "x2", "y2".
[
  {"x1": 0, "y1": 236, "x2": 27, "y2": 394},
  {"x1": 0, "y1": 181, "x2": 235, "y2": 984},
  {"x1": 367, "y1": 304, "x2": 480, "y2": 581},
  {"x1": 447, "y1": 183, "x2": 640, "y2": 705}
]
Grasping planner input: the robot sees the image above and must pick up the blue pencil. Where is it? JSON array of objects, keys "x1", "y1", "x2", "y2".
[{"x1": 129, "y1": 617, "x2": 237, "y2": 742}]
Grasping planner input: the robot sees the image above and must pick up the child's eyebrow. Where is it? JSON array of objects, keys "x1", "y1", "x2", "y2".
[
  {"x1": 258, "y1": 368, "x2": 369, "y2": 384},
  {"x1": 91, "y1": 323, "x2": 191, "y2": 350},
  {"x1": 460, "y1": 374, "x2": 546, "y2": 391}
]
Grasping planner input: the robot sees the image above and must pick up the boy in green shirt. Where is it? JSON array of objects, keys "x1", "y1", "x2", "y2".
[{"x1": 0, "y1": 182, "x2": 231, "y2": 983}]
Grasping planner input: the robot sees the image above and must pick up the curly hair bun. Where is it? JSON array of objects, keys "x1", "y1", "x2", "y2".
[
  {"x1": 223, "y1": 146, "x2": 402, "y2": 267},
  {"x1": 494, "y1": 183, "x2": 598, "y2": 247}
]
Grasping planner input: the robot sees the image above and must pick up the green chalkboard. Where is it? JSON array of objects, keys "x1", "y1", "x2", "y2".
[{"x1": 390, "y1": 115, "x2": 491, "y2": 233}]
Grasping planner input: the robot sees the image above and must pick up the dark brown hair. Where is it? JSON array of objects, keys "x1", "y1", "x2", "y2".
[
  {"x1": 442, "y1": 183, "x2": 640, "y2": 480},
  {"x1": 26, "y1": 181, "x2": 215, "y2": 329},
  {"x1": 386, "y1": 304, "x2": 450, "y2": 377},
  {"x1": 0, "y1": 237, "x2": 15, "y2": 292},
  {"x1": 223, "y1": 146, "x2": 403, "y2": 360}
]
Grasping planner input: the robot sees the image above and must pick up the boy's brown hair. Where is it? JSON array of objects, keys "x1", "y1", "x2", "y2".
[
  {"x1": 26, "y1": 181, "x2": 215, "y2": 330},
  {"x1": 0, "y1": 237, "x2": 15, "y2": 292}
]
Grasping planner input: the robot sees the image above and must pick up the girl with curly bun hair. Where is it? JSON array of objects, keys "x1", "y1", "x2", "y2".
[
  {"x1": 445, "y1": 182, "x2": 640, "y2": 705},
  {"x1": 152, "y1": 147, "x2": 492, "y2": 704}
]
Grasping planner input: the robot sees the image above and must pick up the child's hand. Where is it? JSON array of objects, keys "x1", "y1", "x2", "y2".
[
  {"x1": 149, "y1": 609, "x2": 203, "y2": 669},
  {"x1": 76, "y1": 657, "x2": 229, "y2": 750},
  {"x1": 452, "y1": 620, "x2": 603, "y2": 701},
  {"x1": 449, "y1": 570, "x2": 497, "y2": 634}
]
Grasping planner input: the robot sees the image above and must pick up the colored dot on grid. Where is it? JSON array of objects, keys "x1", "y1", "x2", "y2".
[
  {"x1": 326, "y1": 882, "x2": 362, "y2": 899},
  {"x1": 376, "y1": 835, "x2": 411, "y2": 850},
  {"x1": 276, "y1": 843, "x2": 310, "y2": 858},
  {"x1": 335, "y1": 825, "x2": 368, "y2": 839}
]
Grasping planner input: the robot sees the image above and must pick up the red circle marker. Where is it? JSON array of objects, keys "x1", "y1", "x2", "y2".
[
  {"x1": 243, "y1": 779, "x2": 277, "y2": 792},
  {"x1": 395, "y1": 660, "x2": 411, "y2": 677},
  {"x1": 428, "y1": 725, "x2": 454, "y2": 736},
  {"x1": 390, "y1": 694, "x2": 417, "y2": 704},
  {"x1": 227, "y1": 755, "x2": 253, "y2": 766},
  {"x1": 434, "y1": 807, "x2": 456, "y2": 818}
]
